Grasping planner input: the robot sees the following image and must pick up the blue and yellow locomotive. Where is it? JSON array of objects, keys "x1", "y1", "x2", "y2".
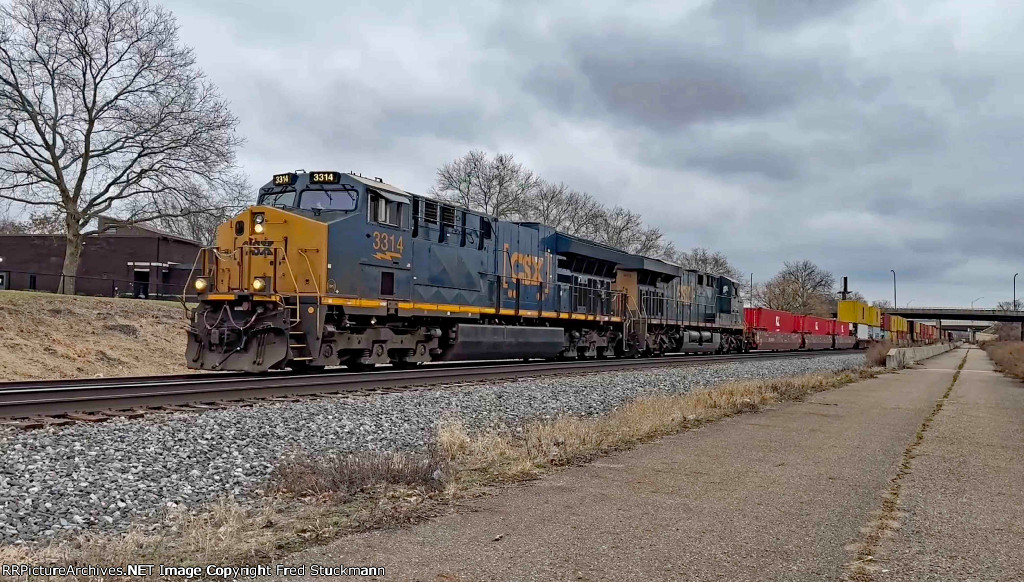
[{"x1": 186, "y1": 171, "x2": 745, "y2": 372}]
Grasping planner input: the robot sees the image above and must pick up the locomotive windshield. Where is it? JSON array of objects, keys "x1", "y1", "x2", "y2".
[
  {"x1": 299, "y1": 186, "x2": 358, "y2": 212},
  {"x1": 258, "y1": 190, "x2": 296, "y2": 207}
]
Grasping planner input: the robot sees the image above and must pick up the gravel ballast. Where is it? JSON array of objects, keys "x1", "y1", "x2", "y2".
[{"x1": 0, "y1": 353, "x2": 865, "y2": 543}]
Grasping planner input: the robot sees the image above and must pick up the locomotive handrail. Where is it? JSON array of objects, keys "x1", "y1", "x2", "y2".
[
  {"x1": 639, "y1": 294, "x2": 720, "y2": 327},
  {"x1": 297, "y1": 248, "x2": 323, "y2": 298}
]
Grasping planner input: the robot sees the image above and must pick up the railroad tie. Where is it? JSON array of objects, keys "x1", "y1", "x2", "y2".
[{"x1": 65, "y1": 413, "x2": 109, "y2": 423}]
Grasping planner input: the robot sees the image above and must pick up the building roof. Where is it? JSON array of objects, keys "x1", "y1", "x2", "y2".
[{"x1": 91, "y1": 216, "x2": 200, "y2": 245}]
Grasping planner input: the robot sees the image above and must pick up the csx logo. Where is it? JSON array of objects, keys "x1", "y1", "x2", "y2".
[
  {"x1": 247, "y1": 239, "x2": 274, "y2": 256},
  {"x1": 502, "y1": 244, "x2": 544, "y2": 286}
]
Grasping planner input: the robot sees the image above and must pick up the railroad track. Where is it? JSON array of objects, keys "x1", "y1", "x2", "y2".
[{"x1": 0, "y1": 350, "x2": 858, "y2": 425}]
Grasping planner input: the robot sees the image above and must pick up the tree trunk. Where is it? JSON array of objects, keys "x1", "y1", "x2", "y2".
[{"x1": 58, "y1": 226, "x2": 84, "y2": 295}]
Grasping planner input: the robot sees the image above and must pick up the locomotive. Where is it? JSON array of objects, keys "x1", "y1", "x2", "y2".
[{"x1": 186, "y1": 170, "x2": 746, "y2": 372}]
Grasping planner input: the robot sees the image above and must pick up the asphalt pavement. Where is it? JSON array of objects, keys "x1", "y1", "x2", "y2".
[
  {"x1": 871, "y1": 348, "x2": 1024, "y2": 580},
  {"x1": 273, "y1": 348, "x2": 1023, "y2": 581}
]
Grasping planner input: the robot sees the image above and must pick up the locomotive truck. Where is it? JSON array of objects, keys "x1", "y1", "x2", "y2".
[{"x1": 186, "y1": 170, "x2": 745, "y2": 372}]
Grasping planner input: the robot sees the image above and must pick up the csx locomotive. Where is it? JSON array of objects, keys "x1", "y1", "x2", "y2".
[{"x1": 186, "y1": 171, "x2": 745, "y2": 372}]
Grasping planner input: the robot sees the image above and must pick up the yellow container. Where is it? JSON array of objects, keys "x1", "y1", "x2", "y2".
[
  {"x1": 837, "y1": 300, "x2": 869, "y2": 324},
  {"x1": 866, "y1": 306, "x2": 882, "y2": 327},
  {"x1": 890, "y1": 316, "x2": 902, "y2": 332}
]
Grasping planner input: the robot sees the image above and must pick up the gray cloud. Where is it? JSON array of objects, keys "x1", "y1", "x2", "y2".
[
  {"x1": 709, "y1": 0, "x2": 870, "y2": 31},
  {"x1": 154, "y1": 0, "x2": 1024, "y2": 307}
]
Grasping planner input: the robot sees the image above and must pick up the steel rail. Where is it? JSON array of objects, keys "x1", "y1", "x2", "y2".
[{"x1": 0, "y1": 351, "x2": 856, "y2": 419}]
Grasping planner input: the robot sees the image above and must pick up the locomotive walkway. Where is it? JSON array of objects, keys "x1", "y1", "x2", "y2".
[{"x1": 279, "y1": 348, "x2": 1024, "y2": 581}]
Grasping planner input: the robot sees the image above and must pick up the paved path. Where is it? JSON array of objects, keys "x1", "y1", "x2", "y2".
[
  {"x1": 277, "y1": 348, "x2": 1024, "y2": 581},
  {"x1": 872, "y1": 348, "x2": 1024, "y2": 580}
]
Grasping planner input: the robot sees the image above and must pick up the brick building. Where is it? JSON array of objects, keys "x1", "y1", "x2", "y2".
[{"x1": 0, "y1": 217, "x2": 202, "y2": 298}]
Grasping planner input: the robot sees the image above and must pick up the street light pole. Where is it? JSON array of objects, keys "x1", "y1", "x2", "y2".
[
  {"x1": 906, "y1": 300, "x2": 914, "y2": 307},
  {"x1": 1016, "y1": 273, "x2": 1022, "y2": 341},
  {"x1": 890, "y1": 269, "x2": 896, "y2": 308},
  {"x1": 971, "y1": 296, "x2": 984, "y2": 309}
]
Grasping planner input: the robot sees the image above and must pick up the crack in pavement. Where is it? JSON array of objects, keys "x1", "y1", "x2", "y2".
[{"x1": 841, "y1": 348, "x2": 971, "y2": 581}]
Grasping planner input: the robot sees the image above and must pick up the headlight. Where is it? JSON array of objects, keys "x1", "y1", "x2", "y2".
[
  {"x1": 253, "y1": 223, "x2": 265, "y2": 234},
  {"x1": 252, "y1": 278, "x2": 266, "y2": 292},
  {"x1": 194, "y1": 278, "x2": 208, "y2": 292},
  {"x1": 254, "y1": 213, "x2": 265, "y2": 224}
]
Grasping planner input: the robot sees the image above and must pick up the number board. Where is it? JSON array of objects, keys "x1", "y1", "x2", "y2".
[
  {"x1": 309, "y1": 171, "x2": 340, "y2": 184},
  {"x1": 273, "y1": 173, "x2": 296, "y2": 186}
]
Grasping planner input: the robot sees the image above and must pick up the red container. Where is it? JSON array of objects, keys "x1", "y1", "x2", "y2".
[
  {"x1": 797, "y1": 315, "x2": 832, "y2": 336},
  {"x1": 882, "y1": 314, "x2": 893, "y2": 332},
  {"x1": 834, "y1": 321, "x2": 851, "y2": 336},
  {"x1": 745, "y1": 308, "x2": 796, "y2": 333}
]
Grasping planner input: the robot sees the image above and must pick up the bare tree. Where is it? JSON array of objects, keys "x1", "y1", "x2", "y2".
[
  {"x1": 672, "y1": 247, "x2": 742, "y2": 280},
  {"x1": 0, "y1": 198, "x2": 21, "y2": 232},
  {"x1": 871, "y1": 299, "x2": 892, "y2": 309},
  {"x1": 431, "y1": 150, "x2": 677, "y2": 258},
  {"x1": 519, "y1": 181, "x2": 605, "y2": 238},
  {"x1": 429, "y1": 149, "x2": 485, "y2": 212},
  {"x1": 591, "y1": 206, "x2": 670, "y2": 257},
  {"x1": 0, "y1": 0, "x2": 243, "y2": 293},
  {"x1": 992, "y1": 302, "x2": 1022, "y2": 341},
  {"x1": 753, "y1": 260, "x2": 836, "y2": 316},
  {"x1": 560, "y1": 190, "x2": 606, "y2": 239},
  {"x1": 0, "y1": 203, "x2": 25, "y2": 232},
  {"x1": 430, "y1": 151, "x2": 540, "y2": 219},
  {"x1": 26, "y1": 206, "x2": 63, "y2": 233},
  {"x1": 143, "y1": 179, "x2": 250, "y2": 244},
  {"x1": 840, "y1": 290, "x2": 866, "y2": 304}
]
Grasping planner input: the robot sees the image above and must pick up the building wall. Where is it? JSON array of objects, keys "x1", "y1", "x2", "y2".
[{"x1": 0, "y1": 233, "x2": 201, "y2": 297}]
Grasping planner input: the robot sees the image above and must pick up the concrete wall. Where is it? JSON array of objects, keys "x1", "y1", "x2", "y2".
[{"x1": 886, "y1": 343, "x2": 959, "y2": 369}]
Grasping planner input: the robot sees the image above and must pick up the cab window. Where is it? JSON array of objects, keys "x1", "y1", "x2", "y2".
[
  {"x1": 299, "y1": 186, "x2": 357, "y2": 212},
  {"x1": 370, "y1": 191, "x2": 404, "y2": 228},
  {"x1": 258, "y1": 191, "x2": 296, "y2": 207}
]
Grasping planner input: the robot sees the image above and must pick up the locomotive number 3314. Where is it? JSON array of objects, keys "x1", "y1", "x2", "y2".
[{"x1": 372, "y1": 231, "x2": 404, "y2": 254}]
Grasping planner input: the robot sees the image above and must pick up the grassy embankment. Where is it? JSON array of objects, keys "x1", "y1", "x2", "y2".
[
  {"x1": 0, "y1": 366, "x2": 877, "y2": 581},
  {"x1": 0, "y1": 291, "x2": 191, "y2": 381},
  {"x1": 982, "y1": 341, "x2": 1024, "y2": 379}
]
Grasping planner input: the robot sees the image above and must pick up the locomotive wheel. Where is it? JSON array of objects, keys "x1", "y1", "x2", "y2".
[{"x1": 617, "y1": 340, "x2": 640, "y2": 358}]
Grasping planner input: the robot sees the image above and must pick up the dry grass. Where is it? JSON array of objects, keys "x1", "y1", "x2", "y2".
[
  {"x1": 1, "y1": 368, "x2": 875, "y2": 581},
  {"x1": 440, "y1": 368, "x2": 876, "y2": 482},
  {"x1": 864, "y1": 341, "x2": 893, "y2": 367},
  {"x1": 983, "y1": 341, "x2": 1024, "y2": 379},
  {"x1": 0, "y1": 500, "x2": 288, "y2": 581},
  {"x1": 273, "y1": 450, "x2": 449, "y2": 499},
  {"x1": 0, "y1": 291, "x2": 192, "y2": 381}
]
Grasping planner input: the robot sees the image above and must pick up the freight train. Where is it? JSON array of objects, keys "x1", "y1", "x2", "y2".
[
  {"x1": 185, "y1": 171, "x2": 938, "y2": 373},
  {"x1": 744, "y1": 300, "x2": 940, "y2": 351},
  {"x1": 186, "y1": 171, "x2": 747, "y2": 372}
]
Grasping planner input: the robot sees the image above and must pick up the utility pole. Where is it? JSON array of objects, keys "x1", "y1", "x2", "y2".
[{"x1": 1016, "y1": 273, "x2": 1021, "y2": 340}]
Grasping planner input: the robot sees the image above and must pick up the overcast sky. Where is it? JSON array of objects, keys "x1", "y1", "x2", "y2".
[{"x1": 163, "y1": 0, "x2": 1023, "y2": 308}]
